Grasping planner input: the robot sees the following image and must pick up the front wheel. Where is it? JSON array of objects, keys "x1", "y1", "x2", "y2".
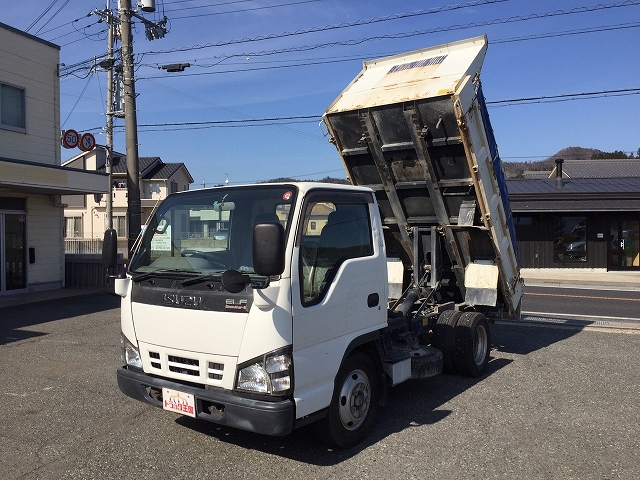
[{"x1": 313, "y1": 351, "x2": 379, "y2": 449}]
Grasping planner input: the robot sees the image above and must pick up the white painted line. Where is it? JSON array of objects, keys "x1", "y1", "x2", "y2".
[{"x1": 521, "y1": 310, "x2": 640, "y2": 322}]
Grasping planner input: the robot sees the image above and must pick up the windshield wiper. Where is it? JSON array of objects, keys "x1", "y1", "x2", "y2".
[
  {"x1": 131, "y1": 268, "x2": 202, "y2": 283},
  {"x1": 180, "y1": 272, "x2": 223, "y2": 287}
]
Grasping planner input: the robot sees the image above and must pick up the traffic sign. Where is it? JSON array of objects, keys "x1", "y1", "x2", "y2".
[
  {"x1": 79, "y1": 132, "x2": 96, "y2": 151},
  {"x1": 61, "y1": 129, "x2": 79, "y2": 149}
]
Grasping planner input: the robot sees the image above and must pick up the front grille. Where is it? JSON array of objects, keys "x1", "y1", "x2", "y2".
[
  {"x1": 146, "y1": 349, "x2": 224, "y2": 382},
  {"x1": 149, "y1": 351, "x2": 161, "y2": 369},
  {"x1": 168, "y1": 355, "x2": 199, "y2": 376},
  {"x1": 208, "y1": 362, "x2": 224, "y2": 380},
  {"x1": 168, "y1": 355, "x2": 198, "y2": 366}
]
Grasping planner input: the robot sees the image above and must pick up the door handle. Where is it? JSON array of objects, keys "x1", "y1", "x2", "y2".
[{"x1": 367, "y1": 293, "x2": 379, "y2": 308}]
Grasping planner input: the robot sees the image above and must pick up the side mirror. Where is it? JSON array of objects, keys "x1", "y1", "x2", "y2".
[
  {"x1": 253, "y1": 222, "x2": 285, "y2": 277},
  {"x1": 102, "y1": 228, "x2": 118, "y2": 270}
]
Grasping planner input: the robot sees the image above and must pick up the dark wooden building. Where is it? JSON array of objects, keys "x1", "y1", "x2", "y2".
[{"x1": 507, "y1": 168, "x2": 640, "y2": 271}]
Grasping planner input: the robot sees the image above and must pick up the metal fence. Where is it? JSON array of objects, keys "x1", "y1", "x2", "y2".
[
  {"x1": 65, "y1": 254, "x2": 127, "y2": 288},
  {"x1": 65, "y1": 238, "x2": 103, "y2": 254}
]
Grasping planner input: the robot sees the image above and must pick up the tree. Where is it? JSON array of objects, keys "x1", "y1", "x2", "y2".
[{"x1": 590, "y1": 150, "x2": 632, "y2": 159}]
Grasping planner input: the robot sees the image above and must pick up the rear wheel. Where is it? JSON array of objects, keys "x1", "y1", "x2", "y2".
[
  {"x1": 453, "y1": 312, "x2": 490, "y2": 377},
  {"x1": 432, "y1": 310, "x2": 462, "y2": 374},
  {"x1": 313, "y1": 351, "x2": 379, "y2": 449}
]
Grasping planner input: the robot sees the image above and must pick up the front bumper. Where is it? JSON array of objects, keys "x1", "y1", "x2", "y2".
[{"x1": 117, "y1": 367, "x2": 294, "y2": 436}]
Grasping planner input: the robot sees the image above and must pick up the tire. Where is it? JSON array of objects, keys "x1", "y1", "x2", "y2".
[
  {"x1": 432, "y1": 310, "x2": 462, "y2": 374},
  {"x1": 453, "y1": 312, "x2": 491, "y2": 377},
  {"x1": 313, "y1": 351, "x2": 379, "y2": 449}
]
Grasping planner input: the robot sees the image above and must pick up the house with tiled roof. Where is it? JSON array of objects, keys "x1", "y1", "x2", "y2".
[{"x1": 62, "y1": 146, "x2": 193, "y2": 248}]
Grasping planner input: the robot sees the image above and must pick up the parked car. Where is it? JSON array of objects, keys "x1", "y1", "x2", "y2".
[{"x1": 213, "y1": 228, "x2": 228, "y2": 241}]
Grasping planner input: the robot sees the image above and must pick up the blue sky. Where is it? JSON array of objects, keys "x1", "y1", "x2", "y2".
[{"x1": 3, "y1": 0, "x2": 639, "y2": 187}]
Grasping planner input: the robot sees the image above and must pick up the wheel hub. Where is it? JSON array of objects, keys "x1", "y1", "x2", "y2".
[{"x1": 338, "y1": 370, "x2": 371, "y2": 430}]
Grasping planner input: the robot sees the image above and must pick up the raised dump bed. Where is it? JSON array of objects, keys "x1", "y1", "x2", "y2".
[{"x1": 323, "y1": 35, "x2": 523, "y2": 317}]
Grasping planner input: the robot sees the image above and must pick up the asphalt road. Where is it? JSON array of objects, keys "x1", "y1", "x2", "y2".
[
  {"x1": 1, "y1": 293, "x2": 639, "y2": 479},
  {"x1": 522, "y1": 285, "x2": 640, "y2": 326}
]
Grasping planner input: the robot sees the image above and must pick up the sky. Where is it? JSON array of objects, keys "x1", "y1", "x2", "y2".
[{"x1": 2, "y1": 0, "x2": 639, "y2": 187}]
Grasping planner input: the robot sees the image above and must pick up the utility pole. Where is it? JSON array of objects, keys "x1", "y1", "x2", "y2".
[
  {"x1": 104, "y1": 0, "x2": 114, "y2": 230},
  {"x1": 119, "y1": 0, "x2": 141, "y2": 256}
]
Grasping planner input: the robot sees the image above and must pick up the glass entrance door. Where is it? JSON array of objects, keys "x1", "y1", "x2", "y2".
[
  {"x1": 609, "y1": 220, "x2": 640, "y2": 269},
  {"x1": 0, "y1": 213, "x2": 27, "y2": 292}
]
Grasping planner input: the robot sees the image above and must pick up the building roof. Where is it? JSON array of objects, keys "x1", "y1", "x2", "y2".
[
  {"x1": 549, "y1": 159, "x2": 640, "y2": 178},
  {"x1": 521, "y1": 170, "x2": 552, "y2": 179},
  {"x1": 95, "y1": 155, "x2": 194, "y2": 183},
  {"x1": 0, "y1": 21, "x2": 60, "y2": 50},
  {"x1": 507, "y1": 177, "x2": 640, "y2": 212},
  {"x1": 145, "y1": 162, "x2": 194, "y2": 183},
  {"x1": 507, "y1": 177, "x2": 640, "y2": 195},
  {"x1": 103, "y1": 156, "x2": 161, "y2": 175}
]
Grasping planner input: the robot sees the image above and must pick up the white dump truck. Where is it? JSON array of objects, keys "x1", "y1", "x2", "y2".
[{"x1": 104, "y1": 35, "x2": 523, "y2": 448}]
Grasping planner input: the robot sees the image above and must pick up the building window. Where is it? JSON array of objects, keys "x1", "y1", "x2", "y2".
[
  {"x1": 64, "y1": 217, "x2": 83, "y2": 238},
  {"x1": 115, "y1": 216, "x2": 127, "y2": 238},
  {"x1": 554, "y1": 216, "x2": 587, "y2": 262},
  {"x1": 170, "y1": 181, "x2": 178, "y2": 193},
  {"x1": 0, "y1": 83, "x2": 26, "y2": 131}
]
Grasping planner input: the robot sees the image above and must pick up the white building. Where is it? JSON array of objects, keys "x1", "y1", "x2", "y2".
[
  {"x1": 62, "y1": 147, "x2": 193, "y2": 246},
  {"x1": 0, "y1": 22, "x2": 107, "y2": 295}
]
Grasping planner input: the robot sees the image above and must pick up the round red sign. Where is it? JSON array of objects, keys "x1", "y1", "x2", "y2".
[
  {"x1": 79, "y1": 132, "x2": 96, "y2": 151},
  {"x1": 62, "y1": 129, "x2": 79, "y2": 149}
]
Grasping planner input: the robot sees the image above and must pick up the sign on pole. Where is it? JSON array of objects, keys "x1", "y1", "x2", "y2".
[
  {"x1": 61, "y1": 129, "x2": 79, "y2": 149},
  {"x1": 79, "y1": 133, "x2": 96, "y2": 151}
]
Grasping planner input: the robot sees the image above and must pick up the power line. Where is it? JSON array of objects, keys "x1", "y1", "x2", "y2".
[
  {"x1": 162, "y1": 0, "x2": 271, "y2": 14},
  {"x1": 61, "y1": 74, "x2": 94, "y2": 128},
  {"x1": 79, "y1": 87, "x2": 640, "y2": 133},
  {"x1": 486, "y1": 88, "x2": 640, "y2": 107},
  {"x1": 169, "y1": 0, "x2": 322, "y2": 19},
  {"x1": 25, "y1": 0, "x2": 60, "y2": 33},
  {"x1": 146, "y1": 79, "x2": 321, "y2": 140},
  {"x1": 141, "y1": 0, "x2": 507, "y2": 56},
  {"x1": 60, "y1": 1, "x2": 640, "y2": 78},
  {"x1": 137, "y1": 21, "x2": 640, "y2": 78},
  {"x1": 492, "y1": 21, "x2": 640, "y2": 44},
  {"x1": 140, "y1": 0, "x2": 640, "y2": 58},
  {"x1": 34, "y1": 0, "x2": 72, "y2": 35}
]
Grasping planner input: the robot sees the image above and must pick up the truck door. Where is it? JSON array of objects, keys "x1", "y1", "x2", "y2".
[{"x1": 291, "y1": 190, "x2": 387, "y2": 417}]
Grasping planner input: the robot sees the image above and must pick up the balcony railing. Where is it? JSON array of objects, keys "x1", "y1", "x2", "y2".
[{"x1": 64, "y1": 238, "x2": 103, "y2": 254}]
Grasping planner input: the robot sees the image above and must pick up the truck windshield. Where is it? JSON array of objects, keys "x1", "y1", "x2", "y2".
[{"x1": 129, "y1": 185, "x2": 296, "y2": 276}]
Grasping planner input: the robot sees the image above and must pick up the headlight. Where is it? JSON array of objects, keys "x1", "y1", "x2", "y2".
[
  {"x1": 121, "y1": 333, "x2": 142, "y2": 369},
  {"x1": 236, "y1": 348, "x2": 292, "y2": 395}
]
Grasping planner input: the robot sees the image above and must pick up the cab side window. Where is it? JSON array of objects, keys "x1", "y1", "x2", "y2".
[{"x1": 300, "y1": 200, "x2": 373, "y2": 306}]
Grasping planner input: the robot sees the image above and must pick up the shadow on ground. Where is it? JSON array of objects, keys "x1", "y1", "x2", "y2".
[
  {"x1": 174, "y1": 322, "x2": 579, "y2": 464},
  {"x1": 0, "y1": 293, "x2": 120, "y2": 345}
]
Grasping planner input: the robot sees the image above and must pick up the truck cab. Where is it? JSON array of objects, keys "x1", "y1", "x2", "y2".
[{"x1": 112, "y1": 183, "x2": 389, "y2": 445}]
